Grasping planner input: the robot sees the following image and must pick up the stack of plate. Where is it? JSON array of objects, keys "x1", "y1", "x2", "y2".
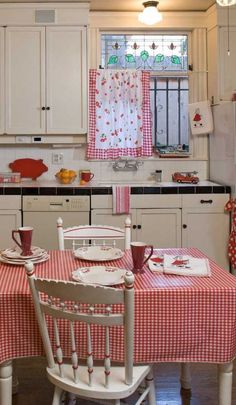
[{"x1": 0, "y1": 246, "x2": 49, "y2": 265}]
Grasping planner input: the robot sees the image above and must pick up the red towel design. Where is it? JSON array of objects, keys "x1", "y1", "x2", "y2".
[
  {"x1": 112, "y1": 186, "x2": 130, "y2": 214},
  {"x1": 225, "y1": 198, "x2": 236, "y2": 268}
]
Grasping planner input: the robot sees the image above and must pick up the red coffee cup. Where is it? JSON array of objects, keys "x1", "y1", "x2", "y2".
[
  {"x1": 80, "y1": 170, "x2": 94, "y2": 183},
  {"x1": 12, "y1": 226, "x2": 33, "y2": 256},
  {"x1": 131, "y1": 242, "x2": 153, "y2": 274}
]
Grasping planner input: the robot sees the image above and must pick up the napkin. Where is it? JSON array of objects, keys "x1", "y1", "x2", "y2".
[
  {"x1": 163, "y1": 255, "x2": 211, "y2": 277},
  {"x1": 148, "y1": 254, "x2": 211, "y2": 277}
]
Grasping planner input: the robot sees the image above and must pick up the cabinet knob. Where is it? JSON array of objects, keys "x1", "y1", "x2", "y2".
[
  {"x1": 133, "y1": 225, "x2": 137, "y2": 230},
  {"x1": 46, "y1": 107, "x2": 50, "y2": 111},
  {"x1": 41, "y1": 107, "x2": 46, "y2": 111},
  {"x1": 137, "y1": 225, "x2": 141, "y2": 229},
  {"x1": 183, "y1": 224, "x2": 187, "y2": 229}
]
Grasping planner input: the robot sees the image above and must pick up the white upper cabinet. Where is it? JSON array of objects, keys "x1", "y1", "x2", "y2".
[
  {"x1": 6, "y1": 27, "x2": 46, "y2": 134},
  {"x1": 5, "y1": 25, "x2": 87, "y2": 135},
  {"x1": 46, "y1": 27, "x2": 87, "y2": 134},
  {"x1": 0, "y1": 28, "x2": 4, "y2": 134}
]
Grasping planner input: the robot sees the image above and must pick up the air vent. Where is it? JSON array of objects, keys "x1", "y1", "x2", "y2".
[{"x1": 35, "y1": 10, "x2": 56, "y2": 24}]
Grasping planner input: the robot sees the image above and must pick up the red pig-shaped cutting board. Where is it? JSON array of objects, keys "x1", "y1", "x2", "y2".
[{"x1": 9, "y1": 158, "x2": 48, "y2": 180}]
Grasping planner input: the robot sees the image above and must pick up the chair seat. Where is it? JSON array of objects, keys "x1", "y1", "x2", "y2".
[{"x1": 47, "y1": 364, "x2": 152, "y2": 400}]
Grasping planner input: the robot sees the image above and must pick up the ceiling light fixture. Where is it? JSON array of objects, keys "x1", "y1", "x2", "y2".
[
  {"x1": 216, "y1": 0, "x2": 236, "y2": 6},
  {"x1": 138, "y1": 1, "x2": 162, "y2": 25}
]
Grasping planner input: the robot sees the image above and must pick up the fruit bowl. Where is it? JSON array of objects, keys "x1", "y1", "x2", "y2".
[{"x1": 55, "y1": 169, "x2": 77, "y2": 184}]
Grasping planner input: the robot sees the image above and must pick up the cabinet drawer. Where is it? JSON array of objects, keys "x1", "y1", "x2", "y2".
[
  {"x1": 182, "y1": 194, "x2": 229, "y2": 210},
  {"x1": 91, "y1": 194, "x2": 181, "y2": 209}
]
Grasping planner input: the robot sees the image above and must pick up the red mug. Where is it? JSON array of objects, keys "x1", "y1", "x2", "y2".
[
  {"x1": 12, "y1": 226, "x2": 33, "y2": 256},
  {"x1": 131, "y1": 242, "x2": 153, "y2": 274},
  {"x1": 80, "y1": 170, "x2": 94, "y2": 183}
]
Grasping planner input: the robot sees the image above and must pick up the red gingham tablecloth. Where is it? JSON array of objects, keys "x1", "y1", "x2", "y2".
[{"x1": 1, "y1": 248, "x2": 236, "y2": 365}]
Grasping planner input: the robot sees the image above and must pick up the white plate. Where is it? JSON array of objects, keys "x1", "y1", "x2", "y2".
[
  {"x1": 72, "y1": 266, "x2": 126, "y2": 285},
  {"x1": 1, "y1": 246, "x2": 45, "y2": 259},
  {"x1": 0, "y1": 253, "x2": 50, "y2": 265},
  {"x1": 73, "y1": 246, "x2": 124, "y2": 262}
]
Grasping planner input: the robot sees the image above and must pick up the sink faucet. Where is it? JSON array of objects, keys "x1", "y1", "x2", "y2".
[{"x1": 112, "y1": 158, "x2": 143, "y2": 172}]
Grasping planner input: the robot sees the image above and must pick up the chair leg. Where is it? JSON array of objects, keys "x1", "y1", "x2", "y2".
[
  {"x1": 52, "y1": 386, "x2": 63, "y2": 405},
  {"x1": 180, "y1": 363, "x2": 191, "y2": 390},
  {"x1": 146, "y1": 368, "x2": 156, "y2": 405}
]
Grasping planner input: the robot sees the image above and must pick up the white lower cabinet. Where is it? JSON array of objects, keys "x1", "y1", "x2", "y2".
[
  {"x1": 136, "y1": 208, "x2": 181, "y2": 248},
  {"x1": 91, "y1": 194, "x2": 182, "y2": 250},
  {"x1": 182, "y1": 194, "x2": 230, "y2": 270},
  {"x1": 0, "y1": 196, "x2": 21, "y2": 249},
  {"x1": 91, "y1": 193, "x2": 230, "y2": 269},
  {"x1": 91, "y1": 208, "x2": 181, "y2": 249}
]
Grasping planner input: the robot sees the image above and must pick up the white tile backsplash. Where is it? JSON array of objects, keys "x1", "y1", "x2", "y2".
[{"x1": 0, "y1": 145, "x2": 209, "y2": 182}]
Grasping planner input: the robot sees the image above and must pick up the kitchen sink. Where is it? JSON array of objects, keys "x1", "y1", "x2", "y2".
[{"x1": 97, "y1": 180, "x2": 158, "y2": 186}]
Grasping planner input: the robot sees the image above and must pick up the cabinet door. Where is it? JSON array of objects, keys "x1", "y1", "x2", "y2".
[
  {"x1": 91, "y1": 209, "x2": 134, "y2": 250},
  {"x1": 0, "y1": 28, "x2": 4, "y2": 134},
  {"x1": 46, "y1": 26, "x2": 87, "y2": 134},
  {"x1": 182, "y1": 208, "x2": 229, "y2": 270},
  {"x1": 0, "y1": 210, "x2": 21, "y2": 249},
  {"x1": 136, "y1": 208, "x2": 181, "y2": 248},
  {"x1": 5, "y1": 27, "x2": 45, "y2": 134}
]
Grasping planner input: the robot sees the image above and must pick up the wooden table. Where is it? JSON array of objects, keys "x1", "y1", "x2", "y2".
[{"x1": 0, "y1": 248, "x2": 236, "y2": 404}]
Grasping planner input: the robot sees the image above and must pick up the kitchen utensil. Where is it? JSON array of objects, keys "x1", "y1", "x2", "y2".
[
  {"x1": 12, "y1": 226, "x2": 33, "y2": 256},
  {"x1": 130, "y1": 241, "x2": 153, "y2": 274},
  {"x1": 73, "y1": 246, "x2": 124, "y2": 261},
  {"x1": 72, "y1": 266, "x2": 126, "y2": 285},
  {"x1": 80, "y1": 170, "x2": 94, "y2": 183},
  {"x1": 9, "y1": 158, "x2": 48, "y2": 180}
]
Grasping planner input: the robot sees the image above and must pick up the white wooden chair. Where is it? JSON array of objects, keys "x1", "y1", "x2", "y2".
[
  {"x1": 57, "y1": 217, "x2": 131, "y2": 251},
  {"x1": 25, "y1": 261, "x2": 156, "y2": 405}
]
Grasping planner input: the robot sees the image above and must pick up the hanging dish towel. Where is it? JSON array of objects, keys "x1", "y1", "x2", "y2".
[
  {"x1": 225, "y1": 198, "x2": 236, "y2": 268},
  {"x1": 112, "y1": 186, "x2": 131, "y2": 214},
  {"x1": 188, "y1": 100, "x2": 213, "y2": 136}
]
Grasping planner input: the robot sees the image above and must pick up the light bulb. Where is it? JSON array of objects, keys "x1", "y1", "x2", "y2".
[
  {"x1": 216, "y1": 0, "x2": 236, "y2": 6},
  {"x1": 138, "y1": 2, "x2": 163, "y2": 25}
]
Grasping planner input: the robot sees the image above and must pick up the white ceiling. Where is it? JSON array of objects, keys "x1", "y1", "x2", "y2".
[
  {"x1": 89, "y1": 0, "x2": 216, "y2": 12},
  {"x1": 0, "y1": 0, "x2": 216, "y2": 11}
]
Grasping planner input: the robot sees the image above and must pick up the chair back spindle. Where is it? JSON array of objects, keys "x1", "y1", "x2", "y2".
[
  {"x1": 25, "y1": 262, "x2": 155, "y2": 405},
  {"x1": 25, "y1": 261, "x2": 134, "y2": 388},
  {"x1": 57, "y1": 217, "x2": 131, "y2": 251}
]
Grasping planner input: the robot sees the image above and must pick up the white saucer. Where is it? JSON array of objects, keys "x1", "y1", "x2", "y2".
[
  {"x1": 73, "y1": 246, "x2": 124, "y2": 262},
  {"x1": 1, "y1": 246, "x2": 45, "y2": 260},
  {"x1": 72, "y1": 266, "x2": 126, "y2": 285}
]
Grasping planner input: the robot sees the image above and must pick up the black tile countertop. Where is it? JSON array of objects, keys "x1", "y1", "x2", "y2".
[{"x1": 0, "y1": 180, "x2": 231, "y2": 195}]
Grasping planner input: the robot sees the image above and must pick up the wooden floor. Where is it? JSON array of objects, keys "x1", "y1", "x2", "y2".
[{"x1": 12, "y1": 357, "x2": 236, "y2": 405}]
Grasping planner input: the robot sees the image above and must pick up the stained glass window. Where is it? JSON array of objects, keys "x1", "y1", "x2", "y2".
[{"x1": 101, "y1": 34, "x2": 188, "y2": 71}]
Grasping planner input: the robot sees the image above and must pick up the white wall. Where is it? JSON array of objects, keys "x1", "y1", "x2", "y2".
[
  {"x1": 209, "y1": 102, "x2": 236, "y2": 194},
  {"x1": 0, "y1": 144, "x2": 208, "y2": 182}
]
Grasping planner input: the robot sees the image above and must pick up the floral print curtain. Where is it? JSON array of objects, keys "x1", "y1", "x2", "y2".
[{"x1": 87, "y1": 69, "x2": 152, "y2": 159}]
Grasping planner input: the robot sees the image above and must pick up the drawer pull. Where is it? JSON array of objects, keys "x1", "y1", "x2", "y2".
[
  {"x1": 137, "y1": 225, "x2": 141, "y2": 229},
  {"x1": 183, "y1": 224, "x2": 187, "y2": 229},
  {"x1": 133, "y1": 225, "x2": 137, "y2": 230},
  {"x1": 200, "y1": 199, "x2": 213, "y2": 204}
]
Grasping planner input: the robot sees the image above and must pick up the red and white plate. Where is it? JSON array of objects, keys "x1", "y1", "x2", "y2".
[
  {"x1": 72, "y1": 266, "x2": 126, "y2": 285},
  {"x1": 73, "y1": 246, "x2": 124, "y2": 262},
  {"x1": 0, "y1": 246, "x2": 49, "y2": 265}
]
